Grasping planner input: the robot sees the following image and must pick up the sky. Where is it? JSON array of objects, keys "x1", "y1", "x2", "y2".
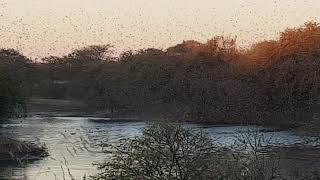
[{"x1": 0, "y1": 0, "x2": 320, "y2": 59}]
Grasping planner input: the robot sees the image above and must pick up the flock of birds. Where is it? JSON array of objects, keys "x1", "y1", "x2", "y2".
[{"x1": 0, "y1": 0, "x2": 319, "y2": 60}]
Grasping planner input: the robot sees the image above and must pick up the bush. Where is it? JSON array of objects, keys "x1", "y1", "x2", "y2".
[
  {"x1": 0, "y1": 49, "x2": 29, "y2": 118},
  {"x1": 0, "y1": 69, "x2": 26, "y2": 118},
  {"x1": 93, "y1": 123, "x2": 222, "y2": 180},
  {"x1": 92, "y1": 123, "x2": 284, "y2": 180}
]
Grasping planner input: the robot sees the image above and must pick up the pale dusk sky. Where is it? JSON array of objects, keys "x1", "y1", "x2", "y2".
[{"x1": 0, "y1": 0, "x2": 320, "y2": 59}]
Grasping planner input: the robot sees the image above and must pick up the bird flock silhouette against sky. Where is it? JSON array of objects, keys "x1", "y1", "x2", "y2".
[{"x1": 0, "y1": 0, "x2": 320, "y2": 59}]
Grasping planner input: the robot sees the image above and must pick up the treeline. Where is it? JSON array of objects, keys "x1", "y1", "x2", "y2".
[
  {"x1": 0, "y1": 49, "x2": 32, "y2": 118},
  {"x1": 1, "y1": 22, "x2": 320, "y2": 127}
]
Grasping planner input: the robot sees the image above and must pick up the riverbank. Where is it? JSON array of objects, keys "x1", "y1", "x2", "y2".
[
  {"x1": 1, "y1": 115, "x2": 319, "y2": 179},
  {"x1": 0, "y1": 137, "x2": 48, "y2": 163},
  {"x1": 27, "y1": 98, "x2": 89, "y2": 117},
  {"x1": 26, "y1": 98, "x2": 318, "y2": 132}
]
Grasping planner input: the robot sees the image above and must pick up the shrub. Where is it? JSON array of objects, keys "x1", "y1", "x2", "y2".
[
  {"x1": 93, "y1": 123, "x2": 222, "y2": 180},
  {"x1": 0, "y1": 69, "x2": 26, "y2": 118},
  {"x1": 92, "y1": 123, "x2": 283, "y2": 180},
  {"x1": 0, "y1": 49, "x2": 29, "y2": 118}
]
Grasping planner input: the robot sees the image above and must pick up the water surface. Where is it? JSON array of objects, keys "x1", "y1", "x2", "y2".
[{"x1": 0, "y1": 116, "x2": 305, "y2": 179}]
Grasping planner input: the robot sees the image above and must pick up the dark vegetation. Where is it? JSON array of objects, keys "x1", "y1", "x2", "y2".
[
  {"x1": 0, "y1": 21, "x2": 320, "y2": 179},
  {"x1": 0, "y1": 49, "x2": 32, "y2": 118},
  {"x1": 0, "y1": 50, "x2": 48, "y2": 165},
  {"x1": 1, "y1": 22, "x2": 320, "y2": 130},
  {"x1": 92, "y1": 123, "x2": 319, "y2": 180},
  {"x1": 0, "y1": 137, "x2": 48, "y2": 163}
]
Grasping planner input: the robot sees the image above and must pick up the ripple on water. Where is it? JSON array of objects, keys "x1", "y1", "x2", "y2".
[{"x1": 0, "y1": 116, "x2": 307, "y2": 180}]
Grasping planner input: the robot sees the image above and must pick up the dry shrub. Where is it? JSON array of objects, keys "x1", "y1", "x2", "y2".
[
  {"x1": 167, "y1": 36, "x2": 238, "y2": 62},
  {"x1": 92, "y1": 123, "x2": 284, "y2": 180},
  {"x1": 246, "y1": 21, "x2": 320, "y2": 66}
]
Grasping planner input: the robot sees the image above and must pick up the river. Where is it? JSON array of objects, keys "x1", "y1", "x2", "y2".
[{"x1": 0, "y1": 116, "x2": 309, "y2": 179}]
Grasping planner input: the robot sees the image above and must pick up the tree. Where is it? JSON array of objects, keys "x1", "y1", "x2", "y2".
[
  {"x1": 93, "y1": 123, "x2": 223, "y2": 180},
  {"x1": 0, "y1": 68, "x2": 26, "y2": 118},
  {"x1": 68, "y1": 45, "x2": 114, "y2": 62},
  {"x1": 0, "y1": 49, "x2": 28, "y2": 118},
  {"x1": 92, "y1": 123, "x2": 287, "y2": 180}
]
